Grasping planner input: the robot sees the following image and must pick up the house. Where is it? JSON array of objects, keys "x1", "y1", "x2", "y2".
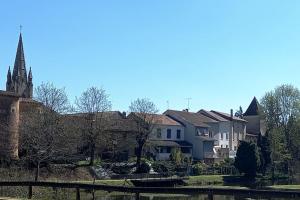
[
  {"x1": 243, "y1": 97, "x2": 266, "y2": 142},
  {"x1": 62, "y1": 111, "x2": 138, "y2": 160},
  {"x1": 164, "y1": 110, "x2": 216, "y2": 163},
  {"x1": 199, "y1": 109, "x2": 247, "y2": 159},
  {"x1": 127, "y1": 113, "x2": 192, "y2": 161}
]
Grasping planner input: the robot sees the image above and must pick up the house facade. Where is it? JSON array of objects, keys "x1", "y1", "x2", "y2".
[
  {"x1": 199, "y1": 110, "x2": 247, "y2": 159},
  {"x1": 128, "y1": 113, "x2": 193, "y2": 161},
  {"x1": 164, "y1": 110, "x2": 216, "y2": 163}
]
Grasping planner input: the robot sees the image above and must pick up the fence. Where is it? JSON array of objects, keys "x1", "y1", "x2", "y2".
[{"x1": 0, "y1": 181, "x2": 299, "y2": 200}]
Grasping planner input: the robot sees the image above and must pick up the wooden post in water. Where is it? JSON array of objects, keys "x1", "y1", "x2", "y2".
[
  {"x1": 76, "y1": 188, "x2": 80, "y2": 200},
  {"x1": 28, "y1": 185, "x2": 33, "y2": 199},
  {"x1": 135, "y1": 192, "x2": 140, "y2": 200},
  {"x1": 208, "y1": 192, "x2": 214, "y2": 200}
]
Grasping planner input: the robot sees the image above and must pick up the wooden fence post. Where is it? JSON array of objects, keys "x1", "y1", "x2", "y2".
[
  {"x1": 76, "y1": 188, "x2": 80, "y2": 200},
  {"x1": 208, "y1": 192, "x2": 214, "y2": 200},
  {"x1": 28, "y1": 185, "x2": 33, "y2": 199}
]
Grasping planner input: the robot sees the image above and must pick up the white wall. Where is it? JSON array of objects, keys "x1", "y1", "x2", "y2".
[{"x1": 150, "y1": 124, "x2": 185, "y2": 141}]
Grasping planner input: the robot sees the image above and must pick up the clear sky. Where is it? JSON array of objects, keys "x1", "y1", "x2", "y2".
[{"x1": 0, "y1": 1, "x2": 300, "y2": 113}]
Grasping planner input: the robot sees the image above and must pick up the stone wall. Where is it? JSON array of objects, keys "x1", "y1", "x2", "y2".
[{"x1": 0, "y1": 92, "x2": 20, "y2": 160}]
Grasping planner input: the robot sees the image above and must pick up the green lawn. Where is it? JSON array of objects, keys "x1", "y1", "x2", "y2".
[
  {"x1": 268, "y1": 185, "x2": 300, "y2": 190},
  {"x1": 187, "y1": 175, "x2": 227, "y2": 185}
]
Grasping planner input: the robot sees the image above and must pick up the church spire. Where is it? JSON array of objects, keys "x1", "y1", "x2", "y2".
[
  {"x1": 12, "y1": 33, "x2": 27, "y2": 82},
  {"x1": 6, "y1": 31, "x2": 33, "y2": 98}
]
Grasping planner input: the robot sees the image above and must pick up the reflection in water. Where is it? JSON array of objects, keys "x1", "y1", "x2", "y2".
[{"x1": 92, "y1": 193, "x2": 296, "y2": 200}]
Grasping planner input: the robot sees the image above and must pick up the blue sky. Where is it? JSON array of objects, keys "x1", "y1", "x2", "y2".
[{"x1": 0, "y1": 1, "x2": 300, "y2": 113}]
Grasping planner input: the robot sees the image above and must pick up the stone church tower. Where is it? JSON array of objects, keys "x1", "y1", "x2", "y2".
[
  {"x1": 0, "y1": 33, "x2": 34, "y2": 161},
  {"x1": 6, "y1": 33, "x2": 33, "y2": 98}
]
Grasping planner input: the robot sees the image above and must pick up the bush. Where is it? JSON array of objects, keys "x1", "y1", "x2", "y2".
[
  {"x1": 152, "y1": 162, "x2": 169, "y2": 174},
  {"x1": 192, "y1": 162, "x2": 208, "y2": 175},
  {"x1": 138, "y1": 161, "x2": 151, "y2": 173}
]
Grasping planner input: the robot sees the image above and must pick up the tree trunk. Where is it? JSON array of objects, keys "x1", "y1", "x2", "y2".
[
  {"x1": 89, "y1": 143, "x2": 95, "y2": 166},
  {"x1": 136, "y1": 144, "x2": 143, "y2": 173},
  {"x1": 35, "y1": 162, "x2": 40, "y2": 182}
]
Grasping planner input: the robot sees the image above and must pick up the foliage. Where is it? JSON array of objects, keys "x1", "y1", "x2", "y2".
[
  {"x1": 139, "y1": 160, "x2": 151, "y2": 173},
  {"x1": 261, "y1": 84, "x2": 300, "y2": 176},
  {"x1": 192, "y1": 162, "x2": 208, "y2": 176},
  {"x1": 257, "y1": 133, "x2": 272, "y2": 175},
  {"x1": 169, "y1": 148, "x2": 184, "y2": 165},
  {"x1": 235, "y1": 106, "x2": 244, "y2": 119},
  {"x1": 152, "y1": 161, "x2": 178, "y2": 174},
  {"x1": 234, "y1": 141, "x2": 260, "y2": 177}
]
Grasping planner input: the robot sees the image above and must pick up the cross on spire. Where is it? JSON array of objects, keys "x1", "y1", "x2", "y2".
[{"x1": 19, "y1": 25, "x2": 22, "y2": 33}]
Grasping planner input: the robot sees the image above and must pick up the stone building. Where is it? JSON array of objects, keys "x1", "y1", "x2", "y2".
[
  {"x1": 0, "y1": 33, "x2": 34, "y2": 160},
  {"x1": 243, "y1": 97, "x2": 266, "y2": 142}
]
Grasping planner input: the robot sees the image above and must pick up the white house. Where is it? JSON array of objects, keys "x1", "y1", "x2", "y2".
[
  {"x1": 164, "y1": 110, "x2": 216, "y2": 163},
  {"x1": 127, "y1": 113, "x2": 192, "y2": 161},
  {"x1": 198, "y1": 109, "x2": 247, "y2": 159}
]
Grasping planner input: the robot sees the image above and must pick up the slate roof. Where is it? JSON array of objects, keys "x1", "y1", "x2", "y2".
[
  {"x1": 198, "y1": 109, "x2": 228, "y2": 122},
  {"x1": 164, "y1": 110, "x2": 215, "y2": 127},
  {"x1": 244, "y1": 97, "x2": 262, "y2": 116},
  {"x1": 211, "y1": 110, "x2": 247, "y2": 122},
  {"x1": 129, "y1": 113, "x2": 182, "y2": 126}
]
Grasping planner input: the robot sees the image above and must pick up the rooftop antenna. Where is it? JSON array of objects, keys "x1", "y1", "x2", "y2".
[
  {"x1": 166, "y1": 100, "x2": 170, "y2": 110},
  {"x1": 185, "y1": 98, "x2": 192, "y2": 110}
]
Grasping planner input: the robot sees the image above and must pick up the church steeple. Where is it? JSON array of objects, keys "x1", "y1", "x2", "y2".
[
  {"x1": 6, "y1": 32, "x2": 33, "y2": 98},
  {"x1": 12, "y1": 33, "x2": 27, "y2": 83}
]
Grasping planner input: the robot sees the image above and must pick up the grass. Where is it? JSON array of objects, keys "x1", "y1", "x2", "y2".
[
  {"x1": 187, "y1": 175, "x2": 227, "y2": 185},
  {"x1": 268, "y1": 185, "x2": 300, "y2": 190}
]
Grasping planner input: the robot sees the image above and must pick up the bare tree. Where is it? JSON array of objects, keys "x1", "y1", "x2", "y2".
[
  {"x1": 35, "y1": 82, "x2": 70, "y2": 113},
  {"x1": 20, "y1": 82, "x2": 70, "y2": 181},
  {"x1": 128, "y1": 98, "x2": 158, "y2": 173},
  {"x1": 75, "y1": 87, "x2": 112, "y2": 166}
]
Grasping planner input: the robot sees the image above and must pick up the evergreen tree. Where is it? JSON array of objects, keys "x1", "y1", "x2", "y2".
[
  {"x1": 234, "y1": 141, "x2": 261, "y2": 177},
  {"x1": 257, "y1": 133, "x2": 272, "y2": 175}
]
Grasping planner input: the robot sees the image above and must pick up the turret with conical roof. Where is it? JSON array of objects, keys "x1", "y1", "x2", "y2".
[
  {"x1": 6, "y1": 33, "x2": 33, "y2": 98},
  {"x1": 244, "y1": 97, "x2": 266, "y2": 137},
  {"x1": 244, "y1": 97, "x2": 261, "y2": 116}
]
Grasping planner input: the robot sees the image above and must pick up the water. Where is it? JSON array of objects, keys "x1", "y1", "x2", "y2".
[{"x1": 89, "y1": 193, "x2": 297, "y2": 200}]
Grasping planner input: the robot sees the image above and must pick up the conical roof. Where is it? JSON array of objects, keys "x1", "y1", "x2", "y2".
[
  {"x1": 244, "y1": 97, "x2": 261, "y2": 116},
  {"x1": 12, "y1": 33, "x2": 27, "y2": 82}
]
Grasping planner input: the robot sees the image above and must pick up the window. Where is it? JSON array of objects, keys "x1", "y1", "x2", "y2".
[
  {"x1": 167, "y1": 129, "x2": 171, "y2": 139},
  {"x1": 234, "y1": 146, "x2": 237, "y2": 151},
  {"x1": 176, "y1": 130, "x2": 181, "y2": 139},
  {"x1": 157, "y1": 128, "x2": 162, "y2": 138},
  {"x1": 221, "y1": 133, "x2": 224, "y2": 140},
  {"x1": 221, "y1": 145, "x2": 223, "y2": 148},
  {"x1": 209, "y1": 131, "x2": 213, "y2": 138},
  {"x1": 233, "y1": 132, "x2": 235, "y2": 141},
  {"x1": 226, "y1": 133, "x2": 229, "y2": 140},
  {"x1": 166, "y1": 147, "x2": 171, "y2": 153},
  {"x1": 226, "y1": 145, "x2": 229, "y2": 148}
]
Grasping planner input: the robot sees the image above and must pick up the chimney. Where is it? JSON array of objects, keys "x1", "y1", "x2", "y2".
[
  {"x1": 183, "y1": 109, "x2": 189, "y2": 112},
  {"x1": 122, "y1": 111, "x2": 127, "y2": 118},
  {"x1": 230, "y1": 109, "x2": 233, "y2": 119}
]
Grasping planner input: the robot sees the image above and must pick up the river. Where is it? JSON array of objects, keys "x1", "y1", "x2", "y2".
[{"x1": 89, "y1": 193, "x2": 298, "y2": 200}]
